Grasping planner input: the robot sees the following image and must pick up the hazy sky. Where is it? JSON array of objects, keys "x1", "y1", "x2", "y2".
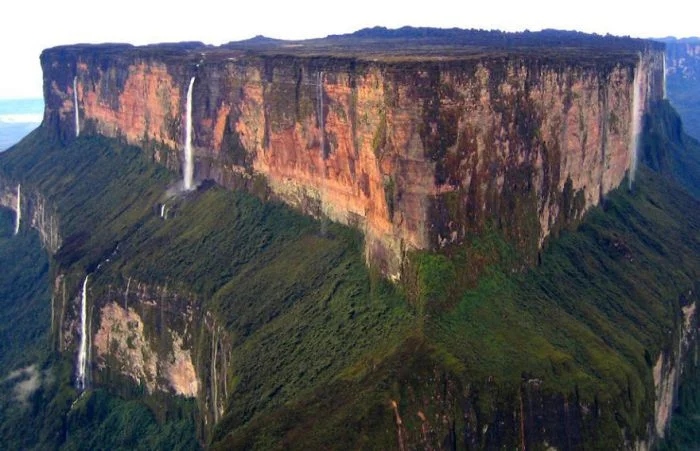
[{"x1": 1, "y1": 0, "x2": 697, "y2": 99}]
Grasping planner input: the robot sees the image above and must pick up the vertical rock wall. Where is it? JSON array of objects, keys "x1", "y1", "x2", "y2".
[{"x1": 41, "y1": 46, "x2": 665, "y2": 276}]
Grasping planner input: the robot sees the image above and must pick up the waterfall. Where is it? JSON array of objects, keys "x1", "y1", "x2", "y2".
[
  {"x1": 183, "y1": 77, "x2": 196, "y2": 191},
  {"x1": 87, "y1": 305, "x2": 94, "y2": 389},
  {"x1": 316, "y1": 71, "x2": 331, "y2": 234},
  {"x1": 211, "y1": 328, "x2": 219, "y2": 423},
  {"x1": 663, "y1": 54, "x2": 667, "y2": 99},
  {"x1": 629, "y1": 60, "x2": 642, "y2": 190},
  {"x1": 14, "y1": 184, "x2": 20, "y2": 235},
  {"x1": 76, "y1": 275, "x2": 89, "y2": 390},
  {"x1": 124, "y1": 277, "x2": 131, "y2": 311},
  {"x1": 73, "y1": 76, "x2": 80, "y2": 137},
  {"x1": 317, "y1": 71, "x2": 324, "y2": 154},
  {"x1": 59, "y1": 280, "x2": 67, "y2": 352},
  {"x1": 160, "y1": 204, "x2": 166, "y2": 218}
]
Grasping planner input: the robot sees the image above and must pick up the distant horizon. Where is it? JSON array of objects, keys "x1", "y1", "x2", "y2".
[
  {"x1": 0, "y1": 98, "x2": 44, "y2": 110},
  {"x1": 0, "y1": 98, "x2": 42, "y2": 150},
  {"x1": 0, "y1": 97, "x2": 43, "y2": 101}
]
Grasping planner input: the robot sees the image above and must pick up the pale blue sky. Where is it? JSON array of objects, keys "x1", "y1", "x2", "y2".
[{"x1": 1, "y1": 0, "x2": 697, "y2": 99}]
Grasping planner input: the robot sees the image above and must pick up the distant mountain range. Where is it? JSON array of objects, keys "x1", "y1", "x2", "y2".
[{"x1": 658, "y1": 37, "x2": 700, "y2": 140}]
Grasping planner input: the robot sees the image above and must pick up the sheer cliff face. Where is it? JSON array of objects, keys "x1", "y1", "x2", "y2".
[
  {"x1": 0, "y1": 181, "x2": 61, "y2": 253},
  {"x1": 51, "y1": 274, "x2": 200, "y2": 397},
  {"x1": 41, "y1": 47, "x2": 664, "y2": 276}
]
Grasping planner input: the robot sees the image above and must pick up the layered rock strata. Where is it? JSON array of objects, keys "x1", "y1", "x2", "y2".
[{"x1": 41, "y1": 42, "x2": 664, "y2": 276}]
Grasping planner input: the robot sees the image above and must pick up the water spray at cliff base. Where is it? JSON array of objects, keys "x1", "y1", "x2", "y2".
[
  {"x1": 628, "y1": 61, "x2": 642, "y2": 191},
  {"x1": 182, "y1": 76, "x2": 196, "y2": 191}
]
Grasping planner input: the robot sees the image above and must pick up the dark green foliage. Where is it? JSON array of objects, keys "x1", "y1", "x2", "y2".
[
  {"x1": 656, "y1": 352, "x2": 700, "y2": 450},
  {"x1": 0, "y1": 128, "x2": 172, "y2": 273},
  {"x1": 211, "y1": 337, "x2": 427, "y2": 451},
  {"x1": 2, "y1": 355, "x2": 200, "y2": 450},
  {"x1": 0, "y1": 208, "x2": 50, "y2": 370},
  {"x1": 0, "y1": 206, "x2": 53, "y2": 450},
  {"x1": 425, "y1": 164, "x2": 698, "y2": 447},
  {"x1": 1, "y1": 85, "x2": 699, "y2": 449},
  {"x1": 213, "y1": 229, "x2": 413, "y2": 428},
  {"x1": 220, "y1": 163, "x2": 699, "y2": 449},
  {"x1": 115, "y1": 188, "x2": 314, "y2": 297},
  {"x1": 0, "y1": 235, "x2": 198, "y2": 451},
  {"x1": 62, "y1": 390, "x2": 198, "y2": 451},
  {"x1": 104, "y1": 185, "x2": 415, "y2": 438},
  {"x1": 0, "y1": 129, "x2": 200, "y2": 450},
  {"x1": 1, "y1": 357, "x2": 72, "y2": 450},
  {"x1": 1, "y1": 126, "x2": 415, "y2": 449},
  {"x1": 205, "y1": 95, "x2": 700, "y2": 448}
]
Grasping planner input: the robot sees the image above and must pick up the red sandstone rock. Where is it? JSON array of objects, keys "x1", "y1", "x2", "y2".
[{"x1": 42, "y1": 47, "x2": 665, "y2": 277}]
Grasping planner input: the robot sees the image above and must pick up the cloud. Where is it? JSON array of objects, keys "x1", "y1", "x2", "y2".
[{"x1": 5, "y1": 365, "x2": 41, "y2": 407}]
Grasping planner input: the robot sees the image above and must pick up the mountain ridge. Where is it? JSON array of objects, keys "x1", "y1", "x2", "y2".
[
  {"x1": 0, "y1": 28, "x2": 698, "y2": 449},
  {"x1": 40, "y1": 30, "x2": 665, "y2": 278}
]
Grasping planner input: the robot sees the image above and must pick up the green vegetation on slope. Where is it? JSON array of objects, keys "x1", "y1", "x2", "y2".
[
  {"x1": 657, "y1": 356, "x2": 700, "y2": 450},
  {"x1": 1, "y1": 94, "x2": 699, "y2": 450},
  {"x1": 0, "y1": 128, "x2": 173, "y2": 273},
  {"x1": 0, "y1": 127, "x2": 416, "y2": 449},
  {"x1": 100, "y1": 172, "x2": 416, "y2": 437},
  {"x1": 650, "y1": 50, "x2": 700, "y2": 451},
  {"x1": 213, "y1": 162, "x2": 698, "y2": 450},
  {"x1": 435, "y1": 165, "x2": 696, "y2": 389},
  {"x1": 0, "y1": 130, "x2": 200, "y2": 450},
  {"x1": 61, "y1": 389, "x2": 198, "y2": 451},
  {"x1": 0, "y1": 206, "x2": 53, "y2": 449},
  {"x1": 209, "y1": 103, "x2": 700, "y2": 449},
  {"x1": 0, "y1": 207, "x2": 50, "y2": 370}
]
